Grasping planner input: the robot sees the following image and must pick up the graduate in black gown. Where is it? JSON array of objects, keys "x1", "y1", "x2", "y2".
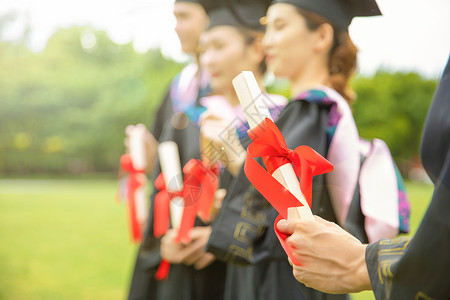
[
  {"x1": 196, "y1": 0, "x2": 287, "y2": 178},
  {"x1": 128, "y1": 1, "x2": 279, "y2": 299},
  {"x1": 277, "y1": 55, "x2": 450, "y2": 300},
  {"x1": 127, "y1": 1, "x2": 217, "y2": 299},
  {"x1": 127, "y1": 119, "x2": 228, "y2": 300},
  {"x1": 150, "y1": 0, "x2": 210, "y2": 142},
  {"x1": 125, "y1": 0, "x2": 209, "y2": 175},
  {"x1": 206, "y1": 0, "x2": 406, "y2": 299}
]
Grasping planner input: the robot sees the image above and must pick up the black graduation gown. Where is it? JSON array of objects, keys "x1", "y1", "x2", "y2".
[
  {"x1": 365, "y1": 56, "x2": 450, "y2": 299},
  {"x1": 207, "y1": 99, "x2": 349, "y2": 300},
  {"x1": 150, "y1": 88, "x2": 174, "y2": 142},
  {"x1": 128, "y1": 116, "x2": 228, "y2": 300}
]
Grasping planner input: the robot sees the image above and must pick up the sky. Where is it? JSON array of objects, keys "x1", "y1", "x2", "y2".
[{"x1": 1, "y1": 0, "x2": 450, "y2": 78}]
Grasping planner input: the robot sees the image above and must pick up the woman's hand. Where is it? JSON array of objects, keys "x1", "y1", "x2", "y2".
[
  {"x1": 209, "y1": 188, "x2": 227, "y2": 222},
  {"x1": 160, "y1": 229, "x2": 185, "y2": 264},
  {"x1": 199, "y1": 113, "x2": 246, "y2": 176},
  {"x1": 124, "y1": 123, "x2": 158, "y2": 174},
  {"x1": 160, "y1": 226, "x2": 215, "y2": 270},
  {"x1": 276, "y1": 216, "x2": 372, "y2": 294}
]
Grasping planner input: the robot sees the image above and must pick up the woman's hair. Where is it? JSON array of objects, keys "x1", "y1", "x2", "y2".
[
  {"x1": 297, "y1": 8, "x2": 358, "y2": 104},
  {"x1": 236, "y1": 27, "x2": 267, "y2": 75}
]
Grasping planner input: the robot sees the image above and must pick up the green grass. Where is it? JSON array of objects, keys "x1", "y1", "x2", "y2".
[
  {"x1": 0, "y1": 179, "x2": 434, "y2": 300},
  {"x1": 0, "y1": 179, "x2": 139, "y2": 300}
]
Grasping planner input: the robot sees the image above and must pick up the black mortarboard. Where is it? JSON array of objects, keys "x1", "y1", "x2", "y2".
[
  {"x1": 199, "y1": 0, "x2": 271, "y2": 31},
  {"x1": 271, "y1": 0, "x2": 381, "y2": 29}
]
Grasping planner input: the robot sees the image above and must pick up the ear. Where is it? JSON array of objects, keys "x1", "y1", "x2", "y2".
[
  {"x1": 314, "y1": 23, "x2": 334, "y2": 53},
  {"x1": 247, "y1": 36, "x2": 266, "y2": 73}
]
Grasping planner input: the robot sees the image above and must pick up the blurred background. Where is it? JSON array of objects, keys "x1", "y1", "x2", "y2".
[{"x1": 0, "y1": 0, "x2": 449, "y2": 299}]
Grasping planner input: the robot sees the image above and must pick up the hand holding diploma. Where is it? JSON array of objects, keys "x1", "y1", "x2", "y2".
[
  {"x1": 199, "y1": 112, "x2": 246, "y2": 176},
  {"x1": 154, "y1": 142, "x2": 220, "y2": 279},
  {"x1": 125, "y1": 123, "x2": 158, "y2": 174},
  {"x1": 118, "y1": 124, "x2": 151, "y2": 243},
  {"x1": 160, "y1": 227, "x2": 216, "y2": 270},
  {"x1": 276, "y1": 216, "x2": 371, "y2": 294},
  {"x1": 155, "y1": 141, "x2": 221, "y2": 238}
]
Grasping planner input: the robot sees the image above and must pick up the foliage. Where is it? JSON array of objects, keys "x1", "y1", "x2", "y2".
[
  {"x1": 0, "y1": 25, "x2": 183, "y2": 175},
  {"x1": 0, "y1": 13, "x2": 439, "y2": 176},
  {"x1": 352, "y1": 72, "x2": 438, "y2": 171},
  {"x1": 265, "y1": 71, "x2": 438, "y2": 174}
]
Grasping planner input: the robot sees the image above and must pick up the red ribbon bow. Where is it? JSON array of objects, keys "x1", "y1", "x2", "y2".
[
  {"x1": 153, "y1": 158, "x2": 219, "y2": 280},
  {"x1": 120, "y1": 153, "x2": 146, "y2": 243},
  {"x1": 244, "y1": 118, "x2": 333, "y2": 265}
]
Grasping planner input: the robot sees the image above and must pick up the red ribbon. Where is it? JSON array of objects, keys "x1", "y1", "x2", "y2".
[
  {"x1": 186, "y1": 159, "x2": 220, "y2": 223},
  {"x1": 153, "y1": 158, "x2": 219, "y2": 280},
  {"x1": 244, "y1": 118, "x2": 333, "y2": 265},
  {"x1": 120, "y1": 153, "x2": 146, "y2": 243},
  {"x1": 155, "y1": 259, "x2": 171, "y2": 281}
]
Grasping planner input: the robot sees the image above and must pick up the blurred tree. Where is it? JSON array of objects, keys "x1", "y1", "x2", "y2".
[
  {"x1": 352, "y1": 71, "x2": 438, "y2": 173},
  {"x1": 0, "y1": 25, "x2": 183, "y2": 175},
  {"x1": 0, "y1": 18, "x2": 439, "y2": 176}
]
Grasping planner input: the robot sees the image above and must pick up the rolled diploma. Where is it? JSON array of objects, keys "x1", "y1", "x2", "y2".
[
  {"x1": 128, "y1": 125, "x2": 147, "y2": 171},
  {"x1": 128, "y1": 125, "x2": 148, "y2": 223},
  {"x1": 158, "y1": 141, "x2": 184, "y2": 230},
  {"x1": 135, "y1": 176, "x2": 148, "y2": 224},
  {"x1": 232, "y1": 71, "x2": 313, "y2": 221}
]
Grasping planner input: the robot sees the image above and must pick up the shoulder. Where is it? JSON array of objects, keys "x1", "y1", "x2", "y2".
[
  {"x1": 293, "y1": 87, "x2": 349, "y2": 109},
  {"x1": 279, "y1": 87, "x2": 337, "y2": 117},
  {"x1": 266, "y1": 93, "x2": 288, "y2": 107},
  {"x1": 171, "y1": 63, "x2": 197, "y2": 86}
]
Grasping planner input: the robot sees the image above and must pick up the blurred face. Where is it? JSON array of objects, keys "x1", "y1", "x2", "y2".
[
  {"x1": 174, "y1": 2, "x2": 208, "y2": 54},
  {"x1": 199, "y1": 26, "x2": 261, "y2": 93},
  {"x1": 263, "y1": 3, "x2": 317, "y2": 79}
]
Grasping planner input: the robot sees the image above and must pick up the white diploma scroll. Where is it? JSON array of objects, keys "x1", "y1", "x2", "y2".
[
  {"x1": 128, "y1": 125, "x2": 147, "y2": 171},
  {"x1": 128, "y1": 125, "x2": 148, "y2": 223},
  {"x1": 158, "y1": 141, "x2": 184, "y2": 230},
  {"x1": 232, "y1": 71, "x2": 314, "y2": 220}
]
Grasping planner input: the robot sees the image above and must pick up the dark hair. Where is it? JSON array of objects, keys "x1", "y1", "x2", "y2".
[
  {"x1": 236, "y1": 27, "x2": 267, "y2": 75},
  {"x1": 297, "y1": 8, "x2": 358, "y2": 104}
]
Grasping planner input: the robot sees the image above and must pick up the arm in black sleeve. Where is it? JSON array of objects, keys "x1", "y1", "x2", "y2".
[
  {"x1": 366, "y1": 161, "x2": 450, "y2": 300},
  {"x1": 150, "y1": 87, "x2": 174, "y2": 142},
  {"x1": 366, "y1": 56, "x2": 450, "y2": 300}
]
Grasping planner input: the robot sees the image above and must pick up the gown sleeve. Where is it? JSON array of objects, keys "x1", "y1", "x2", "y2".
[
  {"x1": 365, "y1": 56, "x2": 450, "y2": 300},
  {"x1": 150, "y1": 87, "x2": 174, "y2": 142},
  {"x1": 365, "y1": 157, "x2": 450, "y2": 300}
]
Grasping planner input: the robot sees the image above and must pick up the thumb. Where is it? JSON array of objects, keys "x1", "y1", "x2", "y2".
[
  {"x1": 313, "y1": 215, "x2": 337, "y2": 228},
  {"x1": 276, "y1": 219, "x2": 295, "y2": 235}
]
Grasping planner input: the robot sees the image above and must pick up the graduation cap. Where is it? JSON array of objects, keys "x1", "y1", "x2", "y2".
[
  {"x1": 199, "y1": 0, "x2": 271, "y2": 31},
  {"x1": 272, "y1": 0, "x2": 381, "y2": 29}
]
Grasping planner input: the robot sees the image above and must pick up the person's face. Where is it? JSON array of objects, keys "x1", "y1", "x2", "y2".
[
  {"x1": 199, "y1": 26, "x2": 260, "y2": 93},
  {"x1": 263, "y1": 3, "x2": 317, "y2": 79},
  {"x1": 174, "y1": 2, "x2": 208, "y2": 54}
]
